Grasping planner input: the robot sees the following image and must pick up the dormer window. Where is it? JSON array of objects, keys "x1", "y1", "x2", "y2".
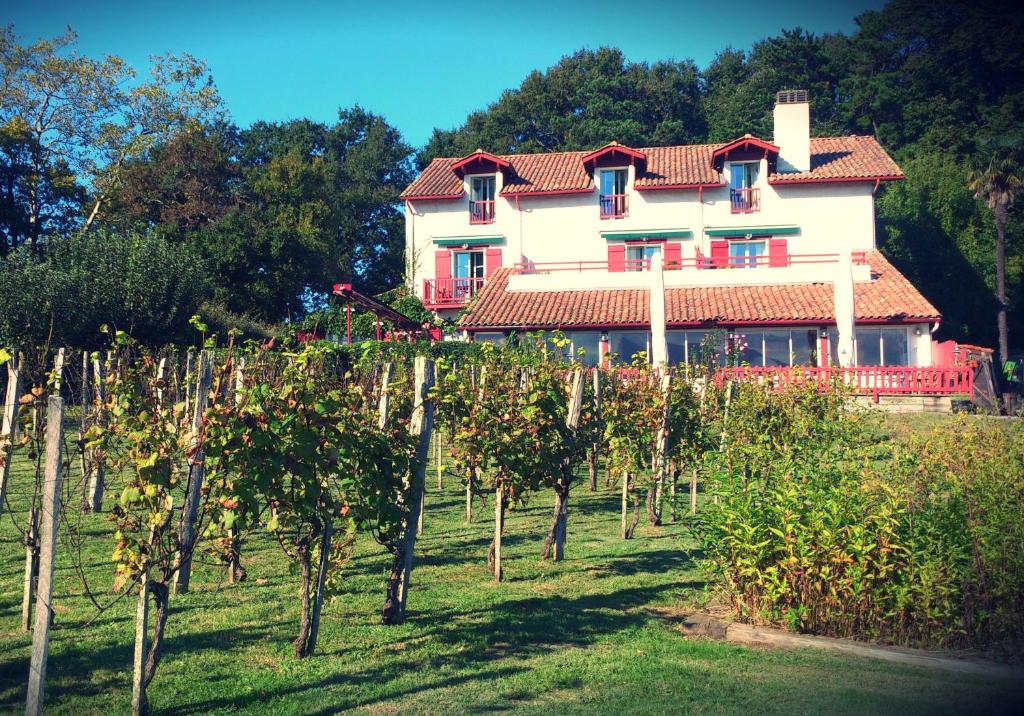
[
  {"x1": 469, "y1": 176, "x2": 495, "y2": 224},
  {"x1": 599, "y1": 169, "x2": 628, "y2": 219},
  {"x1": 730, "y1": 162, "x2": 760, "y2": 214}
]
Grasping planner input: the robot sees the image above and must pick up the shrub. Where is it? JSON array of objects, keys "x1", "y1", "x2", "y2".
[
  {"x1": 0, "y1": 229, "x2": 209, "y2": 348},
  {"x1": 690, "y1": 383, "x2": 1024, "y2": 652}
]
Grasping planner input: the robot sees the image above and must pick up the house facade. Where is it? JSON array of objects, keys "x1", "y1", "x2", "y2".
[{"x1": 402, "y1": 90, "x2": 941, "y2": 369}]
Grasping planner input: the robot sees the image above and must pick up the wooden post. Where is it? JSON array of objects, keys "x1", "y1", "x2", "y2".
[
  {"x1": 77, "y1": 351, "x2": 89, "y2": 506},
  {"x1": 493, "y1": 485, "x2": 504, "y2": 582},
  {"x1": 435, "y1": 430, "x2": 443, "y2": 490},
  {"x1": 305, "y1": 520, "x2": 332, "y2": 656},
  {"x1": 0, "y1": 352, "x2": 23, "y2": 520},
  {"x1": 653, "y1": 372, "x2": 672, "y2": 525},
  {"x1": 174, "y1": 350, "x2": 213, "y2": 595},
  {"x1": 21, "y1": 503, "x2": 39, "y2": 631},
  {"x1": 131, "y1": 538, "x2": 152, "y2": 716},
  {"x1": 376, "y1": 362, "x2": 393, "y2": 430},
  {"x1": 589, "y1": 369, "x2": 601, "y2": 491},
  {"x1": 51, "y1": 348, "x2": 65, "y2": 393},
  {"x1": 183, "y1": 348, "x2": 195, "y2": 420},
  {"x1": 156, "y1": 356, "x2": 168, "y2": 409},
  {"x1": 84, "y1": 355, "x2": 107, "y2": 513},
  {"x1": 621, "y1": 471, "x2": 630, "y2": 539},
  {"x1": 381, "y1": 357, "x2": 434, "y2": 624},
  {"x1": 25, "y1": 395, "x2": 65, "y2": 716},
  {"x1": 690, "y1": 468, "x2": 698, "y2": 514}
]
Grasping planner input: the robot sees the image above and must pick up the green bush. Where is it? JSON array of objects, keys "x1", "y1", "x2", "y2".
[
  {"x1": 0, "y1": 229, "x2": 209, "y2": 348},
  {"x1": 691, "y1": 383, "x2": 1024, "y2": 652}
]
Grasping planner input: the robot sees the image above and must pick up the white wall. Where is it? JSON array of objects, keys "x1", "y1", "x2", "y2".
[{"x1": 407, "y1": 159, "x2": 877, "y2": 294}]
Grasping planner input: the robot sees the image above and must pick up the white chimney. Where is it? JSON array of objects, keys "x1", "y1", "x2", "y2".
[{"x1": 773, "y1": 89, "x2": 810, "y2": 173}]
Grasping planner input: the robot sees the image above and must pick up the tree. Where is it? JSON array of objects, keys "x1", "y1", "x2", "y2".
[
  {"x1": 419, "y1": 48, "x2": 705, "y2": 165},
  {"x1": 0, "y1": 229, "x2": 208, "y2": 348},
  {"x1": 0, "y1": 25, "x2": 224, "y2": 252},
  {"x1": 969, "y1": 154, "x2": 1023, "y2": 365}
]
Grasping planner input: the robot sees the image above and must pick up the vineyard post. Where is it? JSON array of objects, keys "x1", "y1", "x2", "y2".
[
  {"x1": 226, "y1": 357, "x2": 246, "y2": 584},
  {"x1": 589, "y1": 369, "x2": 601, "y2": 491},
  {"x1": 690, "y1": 467, "x2": 698, "y2": 514},
  {"x1": 493, "y1": 485, "x2": 504, "y2": 582},
  {"x1": 183, "y1": 348, "x2": 195, "y2": 419},
  {"x1": 304, "y1": 519, "x2": 332, "y2": 656},
  {"x1": 24, "y1": 395, "x2": 65, "y2": 716},
  {"x1": 84, "y1": 354, "x2": 107, "y2": 513},
  {"x1": 77, "y1": 350, "x2": 89, "y2": 505},
  {"x1": 0, "y1": 351, "x2": 23, "y2": 520},
  {"x1": 21, "y1": 495, "x2": 39, "y2": 631},
  {"x1": 173, "y1": 350, "x2": 213, "y2": 595},
  {"x1": 381, "y1": 356, "x2": 434, "y2": 625},
  {"x1": 131, "y1": 530, "x2": 153, "y2": 716},
  {"x1": 620, "y1": 471, "x2": 630, "y2": 539},
  {"x1": 546, "y1": 367, "x2": 585, "y2": 561},
  {"x1": 156, "y1": 356, "x2": 168, "y2": 409},
  {"x1": 376, "y1": 362, "x2": 393, "y2": 430},
  {"x1": 650, "y1": 372, "x2": 672, "y2": 526},
  {"x1": 52, "y1": 348, "x2": 65, "y2": 392}
]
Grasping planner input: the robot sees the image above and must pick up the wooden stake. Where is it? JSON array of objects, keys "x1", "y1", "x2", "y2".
[
  {"x1": 77, "y1": 351, "x2": 89, "y2": 507},
  {"x1": 0, "y1": 352, "x2": 23, "y2": 520},
  {"x1": 156, "y1": 356, "x2": 168, "y2": 409},
  {"x1": 21, "y1": 504, "x2": 38, "y2": 631},
  {"x1": 84, "y1": 356, "x2": 107, "y2": 513},
  {"x1": 381, "y1": 357, "x2": 434, "y2": 624},
  {"x1": 25, "y1": 396, "x2": 65, "y2": 716},
  {"x1": 305, "y1": 520, "x2": 332, "y2": 656},
  {"x1": 174, "y1": 350, "x2": 213, "y2": 595},
  {"x1": 690, "y1": 468, "x2": 698, "y2": 514},
  {"x1": 621, "y1": 472, "x2": 629, "y2": 539},
  {"x1": 131, "y1": 536, "x2": 152, "y2": 716},
  {"x1": 589, "y1": 369, "x2": 602, "y2": 491},
  {"x1": 493, "y1": 485, "x2": 504, "y2": 582},
  {"x1": 376, "y1": 362, "x2": 393, "y2": 430}
]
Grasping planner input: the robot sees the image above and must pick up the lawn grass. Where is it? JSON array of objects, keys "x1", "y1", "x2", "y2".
[{"x1": 2, "y1": 423, "x2": 1022, "y2": 714}]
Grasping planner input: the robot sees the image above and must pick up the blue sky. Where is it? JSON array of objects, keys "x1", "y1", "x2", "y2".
[{"x1": 6, "y1": 0, "x2": 884, "y2": 148}]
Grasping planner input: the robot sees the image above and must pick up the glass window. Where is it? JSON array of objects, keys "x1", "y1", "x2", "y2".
[
  {"x1": 738, "y1": 330, "x2": 764, "y2": 367},
  {"x1": 471, "y1": 176, "x2": 495, "y2": 202},
  {"x1": 610, "y1": 331, "x2": 649, "y2": 364},
  {"x1": 667, "y1": 331, "x2": 686, "y2": 365},
  {"x1": 856, "y1": 328, "x2": 882, "y2": 366},
  {"x1": 600, "y1": 168, "x2": 627, "y2": 195},
  {"x1": 454, "y1": 250, "x2": 484, "y2": 279},
  {"x1": 882, "y1": 328, "x2": 909, "y2": 366},
  {"x1": 569, "y1": 331, "x2": 601, "y2": 367},
  {"x1": 728, "y1": 240, "x2": 766, "y2": 268},
  {"x1": 476, "y1": 332, "x2": 505, "y2": 345},
  {"x1": 792, "y1": 329, "x2": 818, "y2": 366},
  {"x1": 764, "y1": 330, "x2": 791, "y2": 367},
  {"x1": 686, "y1": 330, "x2": 726, "y2": 366},
  {"x1": 625, "y1": 243, "x2": 661, "y2": 271},
  {"x1": 730, "y1": 162, "x2": 759, "y2": 190},
  {"x1": 828, "y1": 328, "x2": 840, "y2": 366}
]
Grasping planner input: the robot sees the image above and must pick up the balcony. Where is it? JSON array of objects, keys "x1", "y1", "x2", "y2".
[
  {"x1": 423, "y1": 277, "x2": 485, "y2": 309},
  {"x1": 714, "y1": 366, "x2": 974, "y2": 401},
  {"x1": 509, "y1": 251, "x2": 871, "y2": 292},
  {"x1": 469, "y1": 200, "x2": 495, "y2": 224},
  {"x1": 599, "y1": 193, "x2": 627, "y2": 219},
  {"x1": 730, "y1": 187, "x2": 760, "y2": 214}
]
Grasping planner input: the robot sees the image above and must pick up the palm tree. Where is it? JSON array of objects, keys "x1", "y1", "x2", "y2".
[{"x1": 969, "y1": 155, "x2": 1022, "y2": 366}]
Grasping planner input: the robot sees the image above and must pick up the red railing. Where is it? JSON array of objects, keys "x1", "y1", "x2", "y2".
[
  {"x1": 730, "y1": 187, "x2": 760, "y2": 213},
  {"x1": 423, "y1": 277, "x2": 485, "y2": 308},
  {"x1": 469, "y1": 200, "x2": 495, "y2": 224},
  {"x1": 713, "y1": 365, "x2": 974, "y2": 400},
  {"x1": 600, "y1": 193, "x2": 628, "y2": 219},
  {"x1": 513, "y1": 251, "x2": 867, "y2": 274}
]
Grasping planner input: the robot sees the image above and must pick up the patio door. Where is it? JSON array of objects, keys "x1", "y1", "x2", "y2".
[{"x1": 454, "y1": 250, "x2": 484, "y2": 299}]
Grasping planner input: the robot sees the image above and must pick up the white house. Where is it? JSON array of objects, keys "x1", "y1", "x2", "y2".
[{"x1": 402, "y1": 90, "x2": 942, "y2": 371}]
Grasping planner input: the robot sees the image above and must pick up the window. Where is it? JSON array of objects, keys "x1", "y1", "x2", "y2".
[
  {"x1": 476, "y1": 332, "x2": 505, "y2": 345},
  {"x1": 453, "y1": 250, "x2": 484, "y2": 301},
  {"x1": 737, "y1": 329, "x2": 819, "y2": 367},
  {"x1": 609, "y1": 331, "x2": 650, "y2": 364},
  {"x1": 625, "y1": 243, "x2": 661, "y2": 271},
  {"x1": 567, "y1": 331, "x2": 601, "y2": 367},
  {"x1": 882, "y1": 328, "x2": 909, "y2": 366},
  {"x1": 728, "y1": 239, "x2": 766, "y2": 268},
  {"x1": 831, "y1": 327, "x2": 910, "y2": 366},
  {"x1": 599, "y1": 169, "x2": 628, "y2": 219},
  {"x1": 469, "y1": 176, "x2": 495, "y2": 224},
  {"x1": 730, "y1": 162, "x2": 760, "y2": 213},
  {"x1": 666, "y1": 330, "x2": 727, "y2": 367}
]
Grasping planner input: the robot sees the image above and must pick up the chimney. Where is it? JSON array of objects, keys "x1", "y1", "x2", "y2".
[{"x1": 773, "y1": 89, "x2": 810, "y2": 173}]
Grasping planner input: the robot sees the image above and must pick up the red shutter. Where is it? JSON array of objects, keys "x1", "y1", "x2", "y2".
[
  {"x1": 608, "y1": 244, "x2": 626, "y2": 272},
  {"x1": 768, "y1": 237, "x2": 788, "y2": 267},
  {"x1": 709, "y1": 240, "x2": 729, "y2": 269},
  {"x1": 663, "y1": 242, "x2": 682, "y2": 270},
  {"x1": 434, "y1": 249, "x2": 452, "y2": 280},
  {"x1": 485, "y1": 247, "x2": 502, "y2": 276}
]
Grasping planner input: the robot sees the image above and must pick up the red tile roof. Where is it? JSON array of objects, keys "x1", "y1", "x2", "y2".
[
  {"x1": 458, "y1": 251, "x2": 938, "y2": 329},
  {"x1": 402, "y1": 136, "x2": 903, "y2": 199}
]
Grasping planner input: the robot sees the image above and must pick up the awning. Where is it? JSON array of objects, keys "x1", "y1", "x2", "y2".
[
  {"x1": 705, "y1": 225, "x2": 800, "y2": 237},
  {"x1": 601, "y1": 229, "x2": 692, "y2": 241},
  {"x1": 432, "y1": 235, "x2": 504, "y2": 246}
]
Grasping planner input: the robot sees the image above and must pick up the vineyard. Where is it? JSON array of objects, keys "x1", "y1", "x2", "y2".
[{"x1": 1, "y1": 334, "x2": 1023, "y2": 715}]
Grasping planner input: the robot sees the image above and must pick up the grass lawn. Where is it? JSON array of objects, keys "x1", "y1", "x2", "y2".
[{"x1": 2, "y1": 423, "x2": 1022, "y2": 714}]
